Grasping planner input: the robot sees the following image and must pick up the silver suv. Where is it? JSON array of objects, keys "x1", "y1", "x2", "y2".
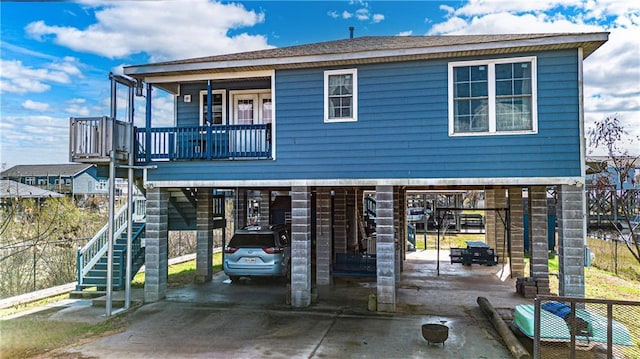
[{"x1": 223, "y1": 224, "x2": 291, "y2": 282}]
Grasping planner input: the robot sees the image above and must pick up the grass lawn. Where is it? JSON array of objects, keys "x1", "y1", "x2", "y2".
[
  {"x1": 0, "y1": 252, "x2": 223, "y2": 359},
  {"x1": 412, "y1": 231, "x2": 484, "y2": 250}
]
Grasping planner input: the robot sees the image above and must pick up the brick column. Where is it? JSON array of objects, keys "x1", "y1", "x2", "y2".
[
  {"x1": 291, "y1": 186, "x2": 311, "y2": 307},
  {"x1": 195, "y1": 188, "x2": 213, "y2": 283},
  {"x1": 529, "y1": 187, "x2": 550, "y2": 277},
  {"x1": 376, "y1": 185, "x2": 396, "y2": 312},
  {"x1": 393, "y1": 186, "x2": 401, "y2": 281},
  {"x1": 333, "y1": 189, "x2": 347, "y2": 254},
  {"x1": 145, "y1": 187, "x2": 169, "y2": 302},
  {"x1": 316, "y1": 188, "x2": 332, "y2": 286},
  {"x1": 236, "y1": 188, "x2": 247, "y2": 229},
  {"x1": 259, "y1": 190, "x2": 270, "y2": 226},
  {"x1": 485, "y1": 189, "x2": 496, "y2": 249},
  {"x1": 509, "y1": 188, "x2": 525, "y2": 277},
  {"x1": 557, "y1": 184, "x2": 586, "y2": 297},
  {"x1": 494, "y1": 189, "x2": 507, "y2": 264}
]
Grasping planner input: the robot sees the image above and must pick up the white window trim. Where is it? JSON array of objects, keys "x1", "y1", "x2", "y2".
[
  {"x1": 199, "y1": 89, "x2": 226, "y2": 126},
  {"x1": 448, "y1": 56, "x2": 538, "y2": 136},
  {"x1": 324, "y1": 68, "x2": 358, "y2": 123}
]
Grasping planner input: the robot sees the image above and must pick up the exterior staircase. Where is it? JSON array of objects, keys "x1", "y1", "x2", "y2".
[{"x1": 76, "y1": 197, "x2": 147, "y2": 292}]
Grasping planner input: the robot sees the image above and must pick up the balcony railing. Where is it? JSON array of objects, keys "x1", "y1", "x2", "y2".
[
  {"x1": 134, "y1": 124, "x2": 272, "y2": 163},
  {"x1": 69, "y1": 117, "x2": 132, "y2": 163}
]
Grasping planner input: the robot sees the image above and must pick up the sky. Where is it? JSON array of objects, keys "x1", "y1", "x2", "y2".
[{"x1": 1, "y1": 0, "x2": 639, "y2": 170}]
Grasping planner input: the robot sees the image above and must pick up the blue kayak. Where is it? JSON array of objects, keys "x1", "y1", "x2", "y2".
[{"x1": 514, "y1": 304, "x2": 633, "y2": 346}]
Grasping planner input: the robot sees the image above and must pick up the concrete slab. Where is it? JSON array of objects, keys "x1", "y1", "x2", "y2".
[{"x1": 41, "y1": 250, "x2": 533, "y2": 358}]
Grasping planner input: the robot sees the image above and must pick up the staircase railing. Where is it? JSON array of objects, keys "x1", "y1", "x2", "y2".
[{"x1": 77, "y1": 196, "x2": 146, "y2": 288}]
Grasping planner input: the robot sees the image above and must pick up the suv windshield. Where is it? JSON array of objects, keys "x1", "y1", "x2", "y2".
[{"x1": 228, "y1": 233, "x2": 275, "y2": 248}]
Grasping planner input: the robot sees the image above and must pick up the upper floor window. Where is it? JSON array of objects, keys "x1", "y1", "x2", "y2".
[
  {"x1": 448, "y1": 57, "x2": 537, "y2": 136},
  {"x1": 199, "y1": 90, "x2": 226, "y2": 125},
  {"x1": 324, "y1": 69, "x2": 358, "y2": 123},
  {"x1": 25, "y1": 177, "x2": 35, "y2": 185}
]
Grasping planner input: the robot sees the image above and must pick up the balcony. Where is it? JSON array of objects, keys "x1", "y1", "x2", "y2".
[
  {"x1": 135, "y1": 124, "x2": 272, "y2": 163},
  {"x1": 69, "y1": 117, "x2": 132, "y2": 163},
  {"x1": 70, "y1": 117, "x2": 272, "y2": 165}
]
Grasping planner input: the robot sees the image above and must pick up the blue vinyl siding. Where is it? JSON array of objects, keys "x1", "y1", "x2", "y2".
[{"x1": 148, "y1": 49, "x2": 581, "y2": 182}]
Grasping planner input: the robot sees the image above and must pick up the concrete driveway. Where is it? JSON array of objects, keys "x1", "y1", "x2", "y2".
[{"x1": 51, "y1": 250, "x2": 531, "y2": 358}]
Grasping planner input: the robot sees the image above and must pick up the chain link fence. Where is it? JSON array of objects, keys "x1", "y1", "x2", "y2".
[{"x1": 529, "y1": 295, "x2": 639, "y2": 359}]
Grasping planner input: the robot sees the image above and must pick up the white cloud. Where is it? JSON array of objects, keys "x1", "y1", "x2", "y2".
[
  {"x1": 355, "y1": 8, "x2": 370, "y2": 21},
  {"x1": 397, "y1": 31, "x2": 413, "y2": 36},
  {"x1": 65, "y1": 98, "x2": 90, "y2": 116},
  {"x1": 0, "y1": 57, "x2": 83, "y2": 94},
  {"x1": 372, "y1": 14, "x2": 385, "y2": 23},
  {"x1": 22, "y1": 100, "x2": 50, "y2": 111},
  {"x1": 453, "y1": 0, "x2": 584, "y2": 17},
  {"x1": 25, "y1": 0, "x2": 272, "y2": 62},
  {"x1": 328, "y1": 10, "x2": 339, "y2": 19},
  {"x1": 342, "y1": 11, "x2": 353, "y2": 19},
  {"x1": 0, "y1": 115, "x2": 70, "y2": 166}
]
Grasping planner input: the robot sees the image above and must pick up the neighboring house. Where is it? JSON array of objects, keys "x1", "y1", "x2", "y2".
[
  {"x1": 0, "y1": 179, "x2": 65, "y2": 200},
  {"x1": 1, "y1": 164, "x2": 109, "y2": 198},
  {"x1": 71, "y1": 33, "x2": 608, "y2": 310}
]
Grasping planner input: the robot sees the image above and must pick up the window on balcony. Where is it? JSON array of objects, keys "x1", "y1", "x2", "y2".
[
  {"x1": 199, "y1": 90, "x2": 226, "y2": 125},
  {"x1": 324, "y1": 69, "x2": 358, "y2": 123},
  {"x1": 448, "y1": 57, "x2": 537, "y2": 135}
]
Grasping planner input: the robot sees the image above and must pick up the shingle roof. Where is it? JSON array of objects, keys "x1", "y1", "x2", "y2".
[
  {"x1": 1, "y1": 164, "x2": 93, "y2": 178},
  {"x1": 0, "y1": 180, "x2": 65, "y2": 199},
  {"x1": 124, "y1": 32, "x2": 608, "y2": 78}
]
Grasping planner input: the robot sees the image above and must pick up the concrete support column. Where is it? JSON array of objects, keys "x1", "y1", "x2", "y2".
[
  {"x1": 398, "y1": 188, "x2": 406, "y2": 270},
  {"x1": 291, "y1": 186, "x2": 311, "y2": 307},
  {"x1": 393, "y1": 186, "x2": 401, "y2": 280},
  {"x1": 259, "y1": 190, "x2": 270, "y2": 226},
  {"x1": 195, "y1": 188, "x2": 213, "y2": 283},
  {"x1": 316, "y1": 188, "x2": 332, "y2": 286},
  {"x1": 333, "y1": 190, "x2": 347, "y2": 254},
  {"x1": 144, "y1": 187, "x2": 169, "y2": 302},
  {"x1": 509, "y1": 188, "x2": 525, "y2": 277},
  {"x1": 485, "y1": 189, "x2": 497, "y2": 249},
  {"x1": 557, "y1": 184, "x2": 586, "y2": 297},
  {"x1": 376, "y1": 185, "x2": 396, "y2": 312},
  {"x1": 236, "y1": 188, "x2": 247, "y2": 229},
  {"x1": 529, "y1": 186, "x2": 550, "y2": 280}
]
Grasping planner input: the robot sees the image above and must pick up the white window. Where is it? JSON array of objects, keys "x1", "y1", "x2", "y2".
[
  {"x1": 324, "y1": 69, "x2": 358, "y2": 123},
  {"x1": 25, "y1": 177, "x2": 35, "y2": 185},
  {"x1": 199, "y1": 90, "x2": 226, "y2": 125},
  {"x1": 95, "y1": 180, "x2": 108, "y2": 191},
  {"x1": 448, "y1": 57, "x2": 537, "y2": 136}
]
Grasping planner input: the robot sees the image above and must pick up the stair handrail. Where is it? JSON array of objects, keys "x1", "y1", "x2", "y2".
[{"x1": 77, "y1": 196, "x2": 146, "y2": 286}]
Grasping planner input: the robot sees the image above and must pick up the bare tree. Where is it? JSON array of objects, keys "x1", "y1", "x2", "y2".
[
  {"x1": 588, "y1": 115, "x2": 640, "y2": 265},
  {"x1": 0, "y1": 197, "x2": 104, "y2": 297}
]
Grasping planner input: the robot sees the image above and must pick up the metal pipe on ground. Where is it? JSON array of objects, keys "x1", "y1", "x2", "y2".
[{"x1": 477, "y1": 296, "x2": 531, "y2": 359}]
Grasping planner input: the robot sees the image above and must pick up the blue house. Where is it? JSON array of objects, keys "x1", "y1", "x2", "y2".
[
  {"x1": 70, "y1": 33, "x2": 608, "y2": 310},
  {"x1": 1, "y1": 164, "x2": 108, "y2": 198}
]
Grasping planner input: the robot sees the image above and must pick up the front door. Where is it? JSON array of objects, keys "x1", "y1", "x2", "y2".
[{"x1": 231, "y1": 92, "x2": 271, "y2": 156}]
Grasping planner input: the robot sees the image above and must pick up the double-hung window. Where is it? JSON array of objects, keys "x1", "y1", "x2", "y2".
[
  {"x1": 449, "y1": 57, "x2": 537, "y2": 135},
  {"x1": 324, "y1": 69, "x2": 357, "y2": 122}
]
